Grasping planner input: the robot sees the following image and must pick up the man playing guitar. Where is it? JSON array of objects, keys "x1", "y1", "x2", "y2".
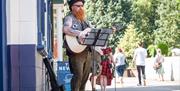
[
  {"x1": 63, "y1": 0, "x2": 121, "y2": 91},
  {"x1": 63, "y1": 0, "x2": 93, "y2": 91}
]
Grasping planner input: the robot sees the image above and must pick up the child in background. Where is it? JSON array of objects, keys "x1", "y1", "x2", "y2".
[{"x1": 96, "y1": 47, "x2": 115, "y2": 91}]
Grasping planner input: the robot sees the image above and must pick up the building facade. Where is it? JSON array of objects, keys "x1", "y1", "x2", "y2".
[{"x1": 0, "y1": 0, "x2": 64, "y2": 91}]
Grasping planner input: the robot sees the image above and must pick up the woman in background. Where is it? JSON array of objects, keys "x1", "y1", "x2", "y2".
[
  {"x1": 154, "y1": 48, "x2": 165, "y2": 81},
  {"x1": 114, "y1": 47, "x2": 127, "y2": 85}
]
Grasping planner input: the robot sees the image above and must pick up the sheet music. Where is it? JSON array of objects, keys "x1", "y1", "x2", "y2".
[{"x1": 82, "y1": 28, "x2": 112, "y2": 46}]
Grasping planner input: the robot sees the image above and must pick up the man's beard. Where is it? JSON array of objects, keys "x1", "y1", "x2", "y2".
[{"x1": 74, "y1": 8, "x2": 85, "y2": 21}]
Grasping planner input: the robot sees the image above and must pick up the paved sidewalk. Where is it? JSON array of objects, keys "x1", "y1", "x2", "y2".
[{"x1": 85, "y1": 77, "x2": 180, "y2": 91}]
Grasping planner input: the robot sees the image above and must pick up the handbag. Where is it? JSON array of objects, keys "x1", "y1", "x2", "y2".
[
  {"x1": 153, "y1": 55, "x2": 163, "y2": 70},
  {"x1": 153, "y1": 62, "x2": 161, "y2": 70}
]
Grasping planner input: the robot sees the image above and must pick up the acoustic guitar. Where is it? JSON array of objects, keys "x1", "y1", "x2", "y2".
[
  {"x1": 65, "y1": 24, "x2": 123, "y2": 53},
  {"x1": 65, "y1": 35, "x2": 87, "y2": 53}
]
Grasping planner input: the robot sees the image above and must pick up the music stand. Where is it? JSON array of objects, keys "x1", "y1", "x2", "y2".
[
  {"x1": 81, "y1": 28, "x2": 113, "y2": 46},
  {"x1": 80, "y1": 28, "x2": 113, "y2": 89}
]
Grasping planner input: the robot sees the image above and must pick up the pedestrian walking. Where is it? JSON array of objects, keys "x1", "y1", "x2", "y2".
[
  {"x1": 133, "y1": 42, "x2": 147, "y2": 86},
  {"x1": 114, "y1": 47, "x2": 127, "y2": 85}
]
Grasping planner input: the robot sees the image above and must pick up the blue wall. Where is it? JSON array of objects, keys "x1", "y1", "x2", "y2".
[
  {"x1": 0, "y1": 0, "x2": 7, "y2": 90},
  {"x1": 7, "y1": 45, "x2": 36, "y2": 91},
  {"x1": 0, "y1": 0, "x2": 3, "y2": 89}
]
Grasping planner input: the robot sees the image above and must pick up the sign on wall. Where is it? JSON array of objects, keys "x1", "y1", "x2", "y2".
[{"x1": 57, "y1": 61, "x2": 73, "y2": 91}]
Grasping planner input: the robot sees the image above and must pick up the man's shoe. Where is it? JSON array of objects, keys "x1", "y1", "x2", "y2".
[{"x1": 137, "y1": 83, "x2": 142, "y2": 86}]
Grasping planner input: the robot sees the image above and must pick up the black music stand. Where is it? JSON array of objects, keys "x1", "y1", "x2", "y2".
[
  {"x1": 81, "y1": 28, "x2": 113, "y2": 46},
  {"x1": 80, "y1": 28, "x2": 113, "y2": 89}
]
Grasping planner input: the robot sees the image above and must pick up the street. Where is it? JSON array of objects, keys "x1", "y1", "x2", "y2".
[{"x1": 85, "y1": 77, "x2": 180, "y2": 91}]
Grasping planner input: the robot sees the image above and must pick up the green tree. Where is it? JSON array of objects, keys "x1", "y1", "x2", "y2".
[
  {"x1": 131, "y1": 0, "x2": 159, "y2": 45},
  {"x1": 157, "y1": 43, "x2": 169, "y2": 56},
  {"x1": 85, "y1": 0, "x2": 132, "y2": 48},
  {"x1": 117, "y1": 23, "x2": 141, "y2": 58},
  {"x1": 154, "y1": 0, "x2": 180, "y2": 48},
  {"x1": 120, "y1": 0, "x2": 133, "y2": 23},
  {"x1": 63, "y1": 0, "x2": 70, "y2": 16},
  {"x1": 85, "y1": 0, "x2": 106, "y2": 28},
  {"x1": 147, "y1": 44, "x2": 157, "y2": 57}
]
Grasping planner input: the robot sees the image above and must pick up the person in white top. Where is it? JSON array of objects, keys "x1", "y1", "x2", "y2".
[
  {"x1": 114, "y1": 47, "x2": 126, "y2": 84},
  {"x1": 133, "y1": 42, "x2": 147, "y2": 86}
]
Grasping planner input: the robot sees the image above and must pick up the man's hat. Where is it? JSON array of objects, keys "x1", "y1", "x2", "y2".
[{"x1": 68, "y1": 0, "x2": 85, "y2": 10}]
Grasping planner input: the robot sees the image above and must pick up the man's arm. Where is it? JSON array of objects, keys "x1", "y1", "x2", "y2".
[
  {"x1": 63, "y1": 16, "x2": 91, "y2": 42},
  {"x1": 63, "y1": 16, "x2": 80, "y2": 37}
]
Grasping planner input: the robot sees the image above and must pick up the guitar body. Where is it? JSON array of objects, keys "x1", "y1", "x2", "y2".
[{"x1": 65, "y1": 35, "x2": 87, "y2": 53}]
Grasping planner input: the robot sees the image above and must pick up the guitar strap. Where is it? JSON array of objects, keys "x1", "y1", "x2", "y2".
[{"x1": 81, "y1": 21, "x2": 90, "y2": 30}]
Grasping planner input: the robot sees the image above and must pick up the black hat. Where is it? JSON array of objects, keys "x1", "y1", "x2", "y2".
[{"x1": 68, "y1": 0, "x2": 85, "y2": 10}]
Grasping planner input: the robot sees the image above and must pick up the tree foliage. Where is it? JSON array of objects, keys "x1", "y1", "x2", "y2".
[
  {"x1": 85, "y1": 0, "x2": 132, "y2": 48},
  {"x1": 147, "y1": 44, "x2": 156, "y2": 57},
  {"x1": 154, "y1": 0, "x2": 180, "y2": 48},
  {"x1": 117, "y1": 23, "x2": 141, "y2": 58},
  {"x1": 131, "y1": 0, "x2": 159, "y2": 45},
  {"x1": 157, "y1": 43, "x2": 169, "y2": 56}
]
